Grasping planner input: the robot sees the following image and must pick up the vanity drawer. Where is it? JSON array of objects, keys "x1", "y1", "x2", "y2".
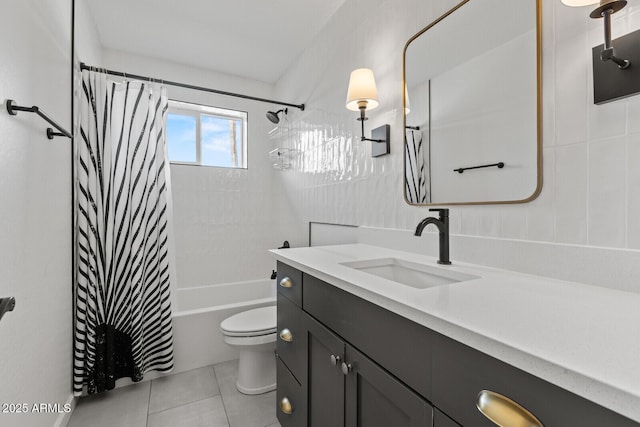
[
  {"x1": 303, "y1": 273, "x2": 433, "y2": 400},
  {"x1": 277, "y1": 262, "x2": 303, "y2": 306},
  {"x1": 276, "y1": 356, "x2": 307, "y2": 427},
  {"x1": 277, "y1": 293, "x2": 306, "y2": 382},
  {"x1": 431, "y1": 333, "x2": 639, "y2": 427}
]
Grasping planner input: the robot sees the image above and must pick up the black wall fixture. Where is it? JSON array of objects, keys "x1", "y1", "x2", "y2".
[
  {"x1": 0, "y1": 297, "x2": 16, "y2": 323},
  {"x1": 5, "y1": 99, "x2": 72, "y2": 139},
  {"x1": 370, "y1": 125, "x2": 390, "y2": 157},
  {"x1": 454, "y1": 162, "x2": 505, "y2": 174},
  {"x1": 593, "y1": 28, "x2": 640, "y2": 104},
  {"x1": 580, "y1": 0, "x2": 640, "y2": 104}
]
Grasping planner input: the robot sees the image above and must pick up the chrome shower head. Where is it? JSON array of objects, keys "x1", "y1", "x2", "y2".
[{"x1": 266, "y1": 108, "x2": 287, "y2": 124}]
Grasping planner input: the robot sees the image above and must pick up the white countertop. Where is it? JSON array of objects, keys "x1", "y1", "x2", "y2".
[{"x1": 270, "y1": 243, "x2": 640, "y2": 423}]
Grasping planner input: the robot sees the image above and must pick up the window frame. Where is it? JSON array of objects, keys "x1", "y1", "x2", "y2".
[{"x1": 166, "y1": 99, "x2": 248, "y2": 169}]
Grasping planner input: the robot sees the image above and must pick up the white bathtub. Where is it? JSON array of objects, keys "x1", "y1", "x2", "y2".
[{"x1": 171, "y1": 279, "x2": 276, "y2": 374}]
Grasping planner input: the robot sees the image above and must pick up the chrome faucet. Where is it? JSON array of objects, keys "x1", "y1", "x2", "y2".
[{"x1": 414, "y1": 208, "x2": 451, "y2": 265}]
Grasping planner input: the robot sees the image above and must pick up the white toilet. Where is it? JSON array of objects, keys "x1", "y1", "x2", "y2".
[{"x1": 220, "y1": 305, "x2": 277, "y2": 395}]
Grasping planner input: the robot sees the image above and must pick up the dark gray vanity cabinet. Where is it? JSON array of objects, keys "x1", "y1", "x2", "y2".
[
  {"x1": 276, "y1": 356, "x2": 306, "y2": 427},
  {"x1": 305, "y1": 314, "x2": 345, "y2": 426},
  {"x1": 276, "y1": 262, "x2": 307, "y2": 427},
  {"x1": 277, "y1": 261, "x2": 302, "y2": 306},
  {"x1": 433, "y1": 409, "x2": 461, "y2": 427},
  {"x1": 303, "y1": 273, "x2": 433, "y2": 400},
  {"x1": 276, "y1": 294, "x2": 305, "y2": 379},
  {"x1": 275, "y1": 262, "x2": 639, "y2": 427},
  {"x1": 344, "y1": 343, "x2": 433, "y2": 426},
  {"x1": 277, "y1": 262, "x2": 432, "y2": 427},
  {"x1": 305, "y1": 312, "x2": 433, "y2": 427},
  {"x1": 431, "y1": 333, "x2": 640, "y2": 427}
]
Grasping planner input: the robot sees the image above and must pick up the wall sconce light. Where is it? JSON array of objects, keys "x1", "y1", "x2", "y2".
[
  {"x1": 346, "y1": 68, "x2": 390, "y2": 157},
  {"x1": 561, "y1": 0, "x2": 640, "y2": 104}
]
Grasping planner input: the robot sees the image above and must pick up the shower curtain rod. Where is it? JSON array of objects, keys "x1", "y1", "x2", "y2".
[{"x1": 80, "y1": 63, "x2": 305, "y2": 111}]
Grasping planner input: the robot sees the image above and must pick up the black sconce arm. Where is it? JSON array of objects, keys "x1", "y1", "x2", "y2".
[{"x1": 591, "y1": 0, "x2": 630, "y2": 69}]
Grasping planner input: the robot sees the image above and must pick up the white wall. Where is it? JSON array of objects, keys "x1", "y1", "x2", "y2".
[
  {"x1": 94, "y1": 49, "x2": 288, "y2": 288},
  {"x1": 274, "y1": 0, "x2": 640, "y2": 286},
  {"x1": 0, "y1": 1, "x2": 73, "y2": 426},
  {"x1": 430, "y1": 32, "x2": 537, "y2": 202},
  {"x1": 74, "y1": 0, "x2": 102, "y2": 66}
]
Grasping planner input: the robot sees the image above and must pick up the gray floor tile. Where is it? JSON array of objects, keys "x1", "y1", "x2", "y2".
[
  {"x1": 265, "y1": 422, "x2": 282, "y2": 427},
  {"x1": 149, "y1": 366, "x2": 220, "y2": 414},
  {"x1": 147, "y1": 396, "x2": 229, "y2": 427},
  {"x1": 67, "y1": 381, "x2": 150, "y2": 427},
  {"x1": 214, "y1": 360, "x2": 278, "y2": 427}
]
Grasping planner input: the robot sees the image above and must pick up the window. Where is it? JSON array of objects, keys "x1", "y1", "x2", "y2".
[{"x1": 166, "y1": 100, "x2": 247, "y2": 168}]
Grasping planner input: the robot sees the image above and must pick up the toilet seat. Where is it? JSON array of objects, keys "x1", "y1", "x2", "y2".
[{"x1": 220, "y1": 305, "x2": 276, "y2": 337}]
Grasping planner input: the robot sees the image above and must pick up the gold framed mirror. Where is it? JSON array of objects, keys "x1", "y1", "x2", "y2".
[{"x1": 403, "y1": 0, "x2": 542, "y2": 206}]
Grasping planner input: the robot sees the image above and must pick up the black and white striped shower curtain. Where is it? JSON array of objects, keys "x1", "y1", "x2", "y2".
[
  {"x1": 73, "y1": 70, "x2": 174, "y2": 395},
  {"x1": 405, "y1": 128, "x2": 430, "y2": 203}
]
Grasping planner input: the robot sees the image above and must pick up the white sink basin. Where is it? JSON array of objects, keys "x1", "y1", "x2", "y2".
[{"x1": 341, "y1": 257, "x2": 480, "y2": 289}]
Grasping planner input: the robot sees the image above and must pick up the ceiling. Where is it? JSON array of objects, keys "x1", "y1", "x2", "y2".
[{"x1": 84, "y1": 0, "x2": 346, "y2": 84}]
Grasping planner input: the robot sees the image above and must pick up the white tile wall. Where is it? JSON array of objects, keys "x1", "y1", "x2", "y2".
[
  {"x1": 588, "y1": 137, "x2": 626, "y2": 247},
  {"x1": 274, "y1": 0, "x2": 640, "y2": 291},
  {"x1": 627, "y1": 132, "x2": 640, "y2": 249},
  {"x1": 555, "y1": 34, "x2": 589, "y2": 146},
  {"x1": 0, "y1": 1, "x2": 73, "y2": 426},
  {"x1": 555, "y1": 143, "x2": 588, "y2": 244}
]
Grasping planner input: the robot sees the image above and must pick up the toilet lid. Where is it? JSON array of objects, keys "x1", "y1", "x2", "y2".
[{"x1": 220, "y1": 306, "x2": 277, "y2": 337}]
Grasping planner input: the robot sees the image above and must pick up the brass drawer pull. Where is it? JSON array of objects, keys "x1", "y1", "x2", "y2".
[
  {"x1": 279, "y1": 328, "x2": 293, "y2": 342},
  {"x1": 477, "y1": 390, "x2": 543, "y2": 427},
  {"x1": 279, "y1": 277, "x2": 294, "y2": 288},
  {"x1": 279, "y1": 397, "x2": 293, "y2": 415}
]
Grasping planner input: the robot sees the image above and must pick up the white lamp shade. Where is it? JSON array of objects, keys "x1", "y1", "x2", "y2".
[
  {"x1": 560, "y1": 0, "x2": 598, "y2": 6},
  {"x1": 346, "y1": 68, "x2": 379, "y2": 111}
]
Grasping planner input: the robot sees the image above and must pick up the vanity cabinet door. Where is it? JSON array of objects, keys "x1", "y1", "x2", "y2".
[
  {"x1": 305, "y1": 313, "x2": 345, "y2": 427},
  {"x1": 303, "y1": 272, "x2": 433, "y2": 400},
  {"x1": 344, "y1": 343, "x2": 433, "y2": 427}
]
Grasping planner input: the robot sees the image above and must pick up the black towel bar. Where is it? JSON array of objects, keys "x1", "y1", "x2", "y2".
[
  {"x1": 6, "y1": 99, "x2": 72, "y2": 140},
  {"x1": 454, "y1": 162, "x2": 504, "y2": 174}
]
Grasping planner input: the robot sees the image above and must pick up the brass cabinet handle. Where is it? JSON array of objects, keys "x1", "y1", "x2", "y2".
[
  {"x1": 279, "y1": 397, "x2": 293, "y2": 415},
  {"x1": 279, "y1": 328, "x2": 293, "y2": 342},
  {"x1": 476, "y1": 390, "x2": 543, "y2": 427},
  {"x1": 279, "y1": 277, "x2": 294, "y2": 288},
  {"x1": 330, "y1": 354, "x2": 342, "y2": 366}
]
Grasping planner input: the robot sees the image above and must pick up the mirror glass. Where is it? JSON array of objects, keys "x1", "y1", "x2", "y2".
[{"x1": 403, "y1": 0, "x2": 541, "y2": 205}]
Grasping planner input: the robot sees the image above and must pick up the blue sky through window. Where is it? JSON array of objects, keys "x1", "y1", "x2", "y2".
[
  {"x1": 166, "y1": 104, "x2": 246, "y2": 168},
  {"x1": 167, "y1": 113, "x2": 196, "y2": 163},
  {"x1": 201, "y1": 115, "x2": 242, "y2": 168}
]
